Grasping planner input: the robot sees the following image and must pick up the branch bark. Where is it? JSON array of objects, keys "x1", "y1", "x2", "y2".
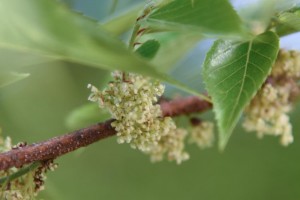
[{"x1": 0, "y1": 96, "x2": 211, "y2": 171}]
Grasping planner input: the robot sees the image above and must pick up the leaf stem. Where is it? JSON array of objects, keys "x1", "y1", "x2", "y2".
[
  {"x1": 0, "y1": 162, "x2": 40, "y2": 185},
  {"x1": 129, "y1": 23, "x2": 141, "y2": 49}
]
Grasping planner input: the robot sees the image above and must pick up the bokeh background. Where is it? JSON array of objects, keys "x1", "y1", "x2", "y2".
[{"x1": 0, "y1": 0, "x2": 300, "y2": 199}]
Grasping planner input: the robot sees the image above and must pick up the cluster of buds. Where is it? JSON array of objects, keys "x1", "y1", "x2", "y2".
[
  {"x1": 243, "y1": 50, "x2": 300, "y2": 146},
  {"x1": 88, "y1": 72, "x2": 184, "y2": 157},
  {"x1": 148, "y1": 119, "x2": 214, "y2": 164},
  {"x1": 148, "y1": 128, "x2": 189, "y2": 164}
]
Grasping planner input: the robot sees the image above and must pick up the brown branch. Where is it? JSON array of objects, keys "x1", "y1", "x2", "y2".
[
  {"x1": 0, "y1": 96, "x2": 211, "y2": 171},
  {"x1": 160, "y1": 96, "x2": 212, "y2": 116}
]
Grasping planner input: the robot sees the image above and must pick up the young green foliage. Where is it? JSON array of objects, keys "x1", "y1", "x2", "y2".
[
  {"x1": 140, "y1": 32, "x2": 203, "y2": 72},
  {"x1": 275, "y1": 8, "x2": 300, "y2": 36},
  {"x1": 147, "y1": 0, "x2": 242, "y2": 35},
  {"x1": 0, "y1": 0, "x2": 155, "y2": 77},
  {"x1": 0, "y1": 0, "x2": 206, "y2": 99},
  {"x1": 0, "y1": 71, "x2": 30, "y2": 88},
  {"x1": 203, "y1": 31, "x2": 279, "y2": 149},
  {"x1": 136, "y1": 40, "x2": 160, "y2": 59},
  {"x1": 103, "y1": 5, "x2": 142, "y2": 36}
]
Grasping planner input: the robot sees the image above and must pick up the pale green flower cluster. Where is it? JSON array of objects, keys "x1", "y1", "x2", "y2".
[
  {"x1": 1, "y1": 171, "x2": 36, "y2": 200},
  {"x1": 243, "y1": 83, "x2": 293, "y2": 146},
  {"x1": 89, "y1": 72, "x2": 217, "y2": 163},
  {"x1": 243, "y1": 50, "x2": 300, "y2": 146},
  {"x1": 189, "y1": 121, "x2": 214, "y2": 149},
  {"x1": 88, "y1": 72, "x2": 178, "y2": 152},
  {"x1": 148, "y1": 128, "x2": 190, "y2": 164},
  {"x1": 271, "y1": 50, "x2": 300, "y2": 78}
]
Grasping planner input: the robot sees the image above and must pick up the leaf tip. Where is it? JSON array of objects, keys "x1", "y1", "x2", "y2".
[{"x1": 218, "y1": 131, "x2": 230, "y2": 151}]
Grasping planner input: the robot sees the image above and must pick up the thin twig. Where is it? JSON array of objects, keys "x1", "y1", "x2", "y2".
[{"x1": 0, "y1": 96, "x2": 211, "y2": 171}]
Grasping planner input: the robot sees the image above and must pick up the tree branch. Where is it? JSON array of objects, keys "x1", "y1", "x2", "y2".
[{"x1": 0, "y1": 96, "x2": 211, "y2": 171}]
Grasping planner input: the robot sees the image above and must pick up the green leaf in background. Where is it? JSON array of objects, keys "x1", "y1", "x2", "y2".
[
  {"x1": 0, "y1": 0, "x2": 207, "y2": 100},
  {"x1": 136, "y1": 40, "x2": 160, "y2": 59},
  {"x1": 66, "y1": 103, "x2": 110, "y2": 130},
  {"x1": 110, "y1": 0, "x2": 119, "y2": 14},
  {"x1": 203, "y1": 31, "x2": 279, "y2": 149},
  {"x1": 140, "y1": 32, "x2": 202, "y2": 72},
  {"x1": 0, "y1": 49, "x2": 54, "y2": 71},
  {"x1": 103, "y1": 5, "x2": 142, "y2": 36},
  {"x1": 0, "y1": 0, "x2": 155, "y2": 77},
  {"x1": 147, "y1": 0, "x2": 242, "y2": 35},
  {"x1": 275, "y1": 8, "x2": 300, "y2": 36},
  {"x1": 235, "y1": 0, "x2": 277, "y2": 34},
  {"x1": 0, "y1": 71, "x2": 30, "y2": 88}
]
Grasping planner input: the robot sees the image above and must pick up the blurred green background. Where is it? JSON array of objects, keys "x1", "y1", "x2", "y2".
[{"x1": 0, "y1": 0, "x2": 300, "y2": 199}]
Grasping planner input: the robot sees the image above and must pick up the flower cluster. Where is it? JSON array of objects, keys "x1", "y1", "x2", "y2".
[
  {"x1": 33, "y1": 160, "x2": 58, "y2": 194},
  {"x1": 148, "y1": 128, "x2": 189, "y2": 164},
  {"x1": 89, "y1": 72, "x2": 216, "y2": 163},
  {"x1": 0, "y1": 129, "x2": 57, "y2": 199},
  {"x1": 189, "y1": 121, "x2": 214, "y2": 149},
  {"x1": 243, "y1": 50, "x2": 300, "y2": 146},
  {"x1": 0, "y1": 131, "x2": 12, "y2": 153},
  {"x1": 271, "y1": 50, "x2": 300, "y2": 78},
  {"x1": 243, "y1": 83, "x2": 293, "y2": 146},
  {"x1": 88, "y1": 72, "x2": 179, "y2": 151}
]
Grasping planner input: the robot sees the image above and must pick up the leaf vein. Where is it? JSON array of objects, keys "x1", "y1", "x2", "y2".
[
  {"x1": 248, "y1": 61, "x2": 265, "y2": 75},
  {"x1": 209, "y1": 54, "x2": 246, "y2": 74},
  {"x1": 227, "y1": 40, "x2": 253, "y2": 130},
  {"x1": 251, "y1": 50, "x2": 272, "y2": 62},
  {"x1": 214, "y1": 65, "x2": 245, "y2": 88}
]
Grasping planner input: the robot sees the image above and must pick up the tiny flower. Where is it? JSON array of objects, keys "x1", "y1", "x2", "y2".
[{"x1": 189, "y1": 121, "x2": 214, "y2": 149}]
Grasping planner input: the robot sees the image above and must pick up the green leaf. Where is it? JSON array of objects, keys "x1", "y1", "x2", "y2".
[
  {"x1": 203, "y1": 31, "x2": 279, "y2": 149},
  {"x1": 0, "y1": 71, "x2": 30, "y2": 88},
  {"x1": 103, "y1": 5, "x2": 142, "y2": 36},
  {"x1": 0, "y1": 0, "x2": 206, "y2": 99},
  {"x1": 0, "y1": 0, "x2": 155, "y2": 77},
  {"x1": 235, "y1": 0, "x2": 277, "y2": 33},
  {"x1": 136, "y1": 40, "x2": 160, "y2": 59},
  {"x1": 147, "y1": 0, "x2": 242, "y2": 35},
  {"x1": 0, "y1": 49, "x2": 54, "y2": 71},
  {"x1": 66, "y1": 104, "x2": 110, "y2": 130},
  {"x1": 276, "y1": 8, "x2": 300, "y2": 36},
  {"x1": 110, "y1": 0, "x2": 119, "y2": 14},
  {"x1": 141, "y1": 32, "x2": 202, "y2": 72}
]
